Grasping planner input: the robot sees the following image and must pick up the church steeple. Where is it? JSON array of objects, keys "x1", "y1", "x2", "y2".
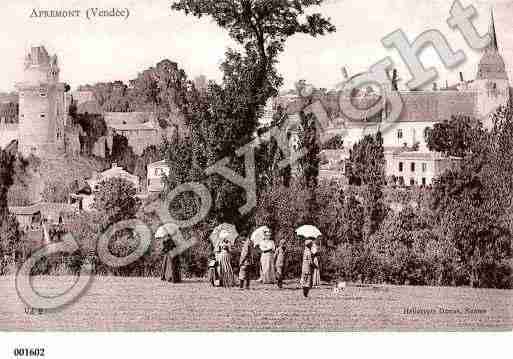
[
  {"x1": 488, "y1": 9, "x2": 499, "y2": 52},
  {"x1": 476, "y1": 9, "x2": 507, "y2": 81}
]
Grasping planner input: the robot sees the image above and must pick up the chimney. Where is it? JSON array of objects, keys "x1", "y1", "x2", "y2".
[
  {"x1": 459, "y1": 72, "x2": 464, "y2": 83},
  {"x1": 432, "y1": 82, "x2": 438, "y2": 91}
]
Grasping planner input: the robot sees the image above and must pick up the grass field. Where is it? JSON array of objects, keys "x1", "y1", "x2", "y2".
[{"x1": 0, "y1": 276, "x2": 511, "y2": 331}]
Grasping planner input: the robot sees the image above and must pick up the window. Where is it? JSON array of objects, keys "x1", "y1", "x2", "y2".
[
  {"x1": 422, "y1": 163, "x2": 427, "y2": 172},
  {"x1": 397, "y1": 129, "x2": 403, "y2": 139},
  {"x1": 40, "y1": 92, "x2": 47, "y2": 97},
  {"x1": 410, "y1": 178, "x2": 415, "y2": 186},
  {"x1": 411, "y1": 162, "x2": 415, "y2": 172},
  {"x1": 422, "y1": 178, "x2": 427, "y2": 186},
  {"x1": 154, "y1": 168, "x2": 161, "y2": 176},
  {"x1": 398, "y1": 162, "x2": 403, "y2": 172},
  {"x1": 40, "y1": 113, "x2": 46, "y2": 119}
]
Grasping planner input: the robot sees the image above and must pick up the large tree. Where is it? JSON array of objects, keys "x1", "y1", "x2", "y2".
[
  {"x1": 347, "y1": 132, "x2": 385, "y2": 186},
  {"x1": 172, "y1": 0, "x2": 335, "y2": 134},
  {"x1": 425, "y1": 115, "x2": 485, "y2": 157},
  {"x1": 166, "y1": 0, "x2": 335, "y2": 226},
  {"x1": 429, "y1": 115, "x2": 513, "y2": 288},
  {"x1": 346, "y1": 133, "x2": 386, "y2": 239},
  {"x1": 0, "y1": 141, "x2": 17, "y2": 217},
  {"x1": 0, "y1": 141, "x2": 21, "y2": 262}
]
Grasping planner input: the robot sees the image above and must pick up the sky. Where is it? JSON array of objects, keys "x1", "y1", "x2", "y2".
[{"x1": 0, "y1": 0, "x2": 512, "y2": 92}]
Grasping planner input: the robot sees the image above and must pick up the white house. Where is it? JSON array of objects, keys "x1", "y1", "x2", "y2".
[
  {"x1": 87, "y1": 163, "x2": 140, "y2": 193},
  {"x1": 385, "y1": 151, "x2": 461, "y2": 186},
  {"x1": 147, "y1": 160, "x2": 170, "y2": 193}
]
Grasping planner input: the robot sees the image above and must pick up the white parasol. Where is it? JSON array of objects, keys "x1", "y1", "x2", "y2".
[
  {"x1": 155, "y1": 222, "x2": 184, "y2": 254},
  {"x1": 251, "y1": 225, "x2": 270, "y2": 248},
  {"x1": 155, "y1": 222, "x2": 180, "y2": 238},
  {"x1": 295, "y1": 225, "x2": 322, "y2": 239},
  {"x1": 209, "y1": 223, "x2": 238, "y2": 248}
]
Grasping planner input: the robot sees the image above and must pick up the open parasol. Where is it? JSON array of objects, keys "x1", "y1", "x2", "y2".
[
  {"x1": 155, "y1": 222, "x2": 180, "y2": 239},
  {"x1": 251, "y1": 226, "x2": 270, "y2": 248},
  {"x1": 155, "y1": 222, "x2": 184, "y2": 254},
  {"x1": 209, "y1": 223, "x2": 238, "y2": 248},
  {"x1": 295, "y1": 225, "x2": 322, "y2": 239}
]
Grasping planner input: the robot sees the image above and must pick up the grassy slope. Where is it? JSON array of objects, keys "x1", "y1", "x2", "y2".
[
  {"x1": 8, "y1": 154, "x2": 109, "y2": 206},
  {"x1": 38, "y1": 154, "x2": 109, "y2": 186},
  {"x1": 0, "y1": 276, "x2": 511, "y2": 331}
]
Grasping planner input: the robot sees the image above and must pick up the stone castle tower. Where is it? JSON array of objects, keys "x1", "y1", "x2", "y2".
[
  {"x1": 15, "y1": 46, "x2": 67, "y2": 157},
  {"x1": 472, "y1": 10, "x2": 510, "y2": 127}
]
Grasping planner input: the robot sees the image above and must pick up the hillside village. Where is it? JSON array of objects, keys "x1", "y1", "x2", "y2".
[{"x1": 0, "y1": 9, "x2": 511, "y2": 289}]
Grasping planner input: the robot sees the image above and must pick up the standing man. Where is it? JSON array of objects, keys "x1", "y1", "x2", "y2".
[
  {"x1": 300, "y1": 238, "x2": 315, "y2": 297},
  {"x1": 275, "y1": 239, "x2": 287, "y2": 289},
  {"x1": 238, "y1": 236, "x2": 253, "y2": 289}
]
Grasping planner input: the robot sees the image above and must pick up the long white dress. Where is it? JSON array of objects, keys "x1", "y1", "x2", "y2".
[{"x1": 260, "y1": 239, "x2": 276, "y2": 284}]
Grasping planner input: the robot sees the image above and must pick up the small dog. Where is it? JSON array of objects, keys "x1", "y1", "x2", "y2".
[{"x1": 332, "y1": 281, "x2": 346, "y2": 294}]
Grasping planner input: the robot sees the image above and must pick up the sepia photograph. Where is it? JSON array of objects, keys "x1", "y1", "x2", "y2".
[{"x1": 0, "y1": 0, "x2": 512, "y2": 356}]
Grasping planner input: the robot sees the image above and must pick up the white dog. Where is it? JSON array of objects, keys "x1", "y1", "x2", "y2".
[{"x1": 333, "y1": 281, "x2": 346, "y2": 294}]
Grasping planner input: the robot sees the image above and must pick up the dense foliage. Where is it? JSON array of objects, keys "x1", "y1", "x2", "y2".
[
  {"x1": 93, "y1": 177, "x2": 141, "y2": 224},
  {"x1": 425, "y1": 115, "x2": 484, "y2": 157}
]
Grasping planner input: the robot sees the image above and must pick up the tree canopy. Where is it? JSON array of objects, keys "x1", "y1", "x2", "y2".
[
  {"x1": 425, "y1": 115, "x2": 485, "y2": 157},
  {"x1": 158, "y1": 0, "x2": 336, "y2": 227},
  {"x1": 93, "y1": 177, "x2": 141, "y2": 224}
]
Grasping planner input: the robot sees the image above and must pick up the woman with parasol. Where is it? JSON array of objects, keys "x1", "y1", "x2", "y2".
[
  {"x1": 252, "y1": 226, "x2": 276, "y2": 284},
  {"x1": 210, "y1": 224, "x2": 238, "y2": 288},
  {"x1": 157, "y1": 223, "x2": 182, "y2": 283},
  {"x1": 217, "y1": 231, "x2": 236, "y2": 287},
  {"x1": 296, "y1": 225, "x2": 322, "y2": 297}
]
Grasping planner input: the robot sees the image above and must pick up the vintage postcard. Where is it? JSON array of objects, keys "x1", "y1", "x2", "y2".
[{"x1": 0, "y1": 0, "x2": 512, "y2": 350}]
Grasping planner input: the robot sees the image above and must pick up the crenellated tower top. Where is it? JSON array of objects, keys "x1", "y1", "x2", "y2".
[{"x1": 21, "y1": 46, "x2": 60, "y2": 86}]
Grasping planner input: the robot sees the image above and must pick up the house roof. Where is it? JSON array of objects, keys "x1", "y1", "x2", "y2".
[
  {"x1": 395, "y1": 91, "x2": 477, "y2": 122},
  {"x1": 104, "y1": 111, "x2": 155, "y2": 126},
  {"x1": 77, "y1": 100, "x2": 102, "y2": 115},
  {"x1": 88, "y1": 164, "x2": 139, "y2": 184},
  {"x1": 110, "y1": 121, "x2": 157, "y2": 131},
  {"x1": 40, "y1": 202, "x2": 79, "y2": 222},
  {"x1": 9, "y1": 203, "x2": 41, "y2": 216},
  {"x1": 9, "y1": 202, "x2": 78, "y2": 218},
  {"x1": 148, "y1": 160, "x2": 169, "y2": 168}
]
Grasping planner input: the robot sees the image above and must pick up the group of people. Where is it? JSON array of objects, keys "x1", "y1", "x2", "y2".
[{"x1": 161, "y1": 226, "x2": 321, "y2": 298}]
